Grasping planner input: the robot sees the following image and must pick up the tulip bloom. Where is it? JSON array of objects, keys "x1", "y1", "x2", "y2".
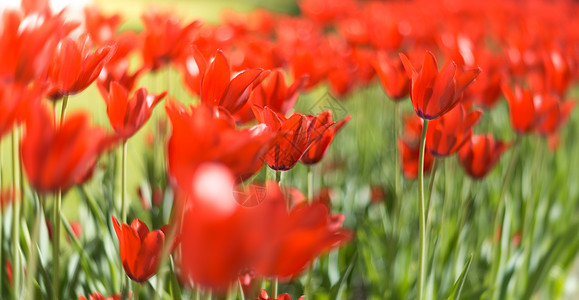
[
  {"x1": 234, "y1": 69, "x2": 308, "y2": 123},
  {"x1": 253, "y1": 106, "x2": 334, "y2": 171},
  {"x1": 426, "y1": 105, "x2": 482, "y2": 157},
  {"x1": 178, "y1": 164, "x2": 351, "y2": 292},
  {"x1": 258, "y1": 290, "x2": 304, "y2": 300},
  {"x1": 141, "y1": 10, "x2": 200, "y2": 71},
  {"x1": 399, "y1": 51, "x2": 480, "y2": 120},
  {"x1": 78, "y1": 293, "x2": 123, "y2": 300},
  {"x1": 458, "y1": 134, "x2": 510, "y2": 179},
  {"x1": 21, "y1": 105, "x2": 116, "y2": 194},
  {"x1": 103, "y1": 82, "x2": 167, "y2": 140},
  {"x1": 166, "y1": 100, "x2": 272, "y2": 189},
  {"x1": 398, "y1": 115, "x2": 434, "y2": 179},
  {"x1": 189, "y1": 50, "x2": 268, "y2": 114},
  {"x1": 0, "y1": 82, "x2": 43, "y2": 140},
  {"x1": 372, "y1": 51, "x2": 410, "y2": 100},
  {"x1": 301, "y1": 112, "x2": 351, "y2": 165},
  {"x1": 47, "y1": 34, "x2": 116, "y2": 100},
  {"x1": 0, "y1": 9, "x2": 73, "y2": 84},
  {"x1": 112, "y1": 216, "x2": 171, "y2": 283}
]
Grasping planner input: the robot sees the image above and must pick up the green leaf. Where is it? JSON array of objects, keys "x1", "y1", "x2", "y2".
[
  {"x1": 329, "y1": 251, "x2": 357, "y2": 300},
  {"x1": 446, "y1": 254, "x2": 472, "y2": 300}
]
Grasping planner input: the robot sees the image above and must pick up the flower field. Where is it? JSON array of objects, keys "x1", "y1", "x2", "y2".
[{"x1": 1, "y1": 0, "x2": 579, "y2": 299}]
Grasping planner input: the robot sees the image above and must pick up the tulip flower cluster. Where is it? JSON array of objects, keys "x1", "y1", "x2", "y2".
[{"x1": 0, "y1": 0, "x2": 578, "y2": 299}]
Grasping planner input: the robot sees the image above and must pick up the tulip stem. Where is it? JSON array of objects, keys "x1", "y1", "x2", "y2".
[
  {"x1": 53, "y1": 191, "x2": 61, "y2": 300},
  {"x1": 490, "y1": 135, "x2": 520, "y2": 300},
  {"x1": 307, "y1": 166, "x2": 313, "y2": 202},
  {"x1": 24, "y1": 194, "x2": 43, "y2": 300},
  {"x1": 272, "y1": 278, "x2": 278, "y2": 299},
  {"x1": 120, "y1": 141, "x2": 128, "y2": 222},
  {"x1": 11, "y1": 128, "x2": 20, "y2": 300},
  {"x1": 238, "y1": 279, "x2": 246, "y2": 300},
  {"x1": 417, "y1": 119, "x2": 429, "y2": 300},
  {"x1": 60, "y1": 95, "x2": 69, "y2": 127},
  {"x1": 394, "y1": 101, "x2": 400, "y2": 198}
]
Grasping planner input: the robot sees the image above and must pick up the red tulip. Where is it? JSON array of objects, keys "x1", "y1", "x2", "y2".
[
  {"x1": 458, "y1": 134, "x2": 510, "y2": 179},
  {"x1": 372, "y1": 51, "x2": 410, "y2": 101},
  {"x1": 78, "y1": 293, "x2": 123, "y2": 300},
  {"x1": 234, "y1": 69, "x2": 308, "y2": 123},
  {"x1": 141, "y1": 10, "x2": 200, "y2": 71},
  {"x1": 112, "y1": 216, "x2": 173, "y2": 283},
  {"x1": 398, "y1": 115, "x2": 434, "y2": 179},
  {"x1": 542, "y1": 47, "x2": 572, "y2": 97},
  {"x1": 190, "y1": 50, "x2": 268, "y2": 114},
  {"x1": 178, "y1": 164, "x2": 351, "y2": 292},
  {"x1": 83, "y1": 6, "x2": 122, "y2": 46},
  {"x1": 535, "y1": 96, "x2": 575, "y2": 137},
  {"x1": 399, "y1": 51, "x2": 481, "y2": 120},
  {"x1": 103, "y1": 82, "x2": 167, "y2": 140},
  {"x1": 166, "y1": 100, "x2": 272, "y2": 190},
  {"x1": 21, "y1": 105, "x2": 117, "y2": 194},
  {"x1": 0, "y1": 82, "x2": 43, "y2": 140},
  {"x1": 0, "y1": 9, "x2": 74, "y2": 84},
  {"x1": 252, "y1": 106, "x2": 334, "y2": 171},
  {"x1": 301, "y1": 112, "x2": 351, "y2": 165},
  {"x1": 258, "y1": 289, "x2": 304, "y2": 300},
  {"x1": 426, "y1": 105, "x2": 482, "y2": 157},
  {"x1": 47, "y1": 34, "x2": 116, "y2": 100}
]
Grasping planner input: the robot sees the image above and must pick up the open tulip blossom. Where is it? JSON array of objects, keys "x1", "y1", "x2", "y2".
[{"x1": 1, "y1": 0, "x2": 579, "y2": 299}]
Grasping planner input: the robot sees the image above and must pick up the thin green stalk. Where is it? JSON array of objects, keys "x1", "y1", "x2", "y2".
[
  {"x1": 11, "y1": 129, "x2": 20, "y2": 300},
  {"x1": 272, "y1": 278, "x2": 278, "y2": 299},
  {"x1": 417, "y1": 119, "x2": 429, "y2": 300},
  {"x1": 60, "y1": 95, "x2": 69, "y2": 127},
  {"x1": 237, "y1": 279, "x2": 246, "y2": 300},
  {"x1": 305, "y1": 165, "x2": 314, "y2": 297},
  {"x1": 394, "y1": 101, "x2": 400, "y2": 198},
  {"x1": 133, "y1": 282, "x2": 141, "y2": 300},
  {"x1": 53, "y1": 191, "x2": 61, "y2": 300},
  {"x1": 426, "y1": 158, "x2": 438, "y2": 222},
  {"x1": 307, "y1": 166, "x2": 313, "y2": 202},
  {"x1": 490, "y1": 135, "x2": 520, "y2": 300},
  {"x1": 120, "y1": 141, "x2": 128, "y2": 222},
  {"x1": 24, "y1": 194, "x2": 43, "y2": 300},
  {"x1": 275, "y1": 171, "x2": 281, "y2": 183}
]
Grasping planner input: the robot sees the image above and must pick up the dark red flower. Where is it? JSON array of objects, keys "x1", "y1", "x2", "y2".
[
  {"x1": 21, "y1": 105, "x2": 117, "y2": 194},
  {"x1": 234, "y1": 69, "x2": 308, "y2": 123},
  {"x1": 112, "y1": 216, "x2": 173, "y2": 283},
  {"x1": 78, "y1": 292, "x2": 125, "y2": 300},
  {"x1": 0, "y1": 82, "x2": 43, "y2": 140},
  {"x1": 103, "y1": 82, "x2": 167, "y2": 140},
  {"x1": 253, "y1": 106, "x2": 333, "y2": 171},
  {"x1": 178, "y1": 164, "x2": 351, "y2": 292},
  {"x1": 47, "y1": 34, "x2": 116, "y2": 100},
  {"x1": 372, "y1": 51, "x2": 410, "y2": 101},
  {"x1": 192, "y1": 50, "x2": 268, "y2": 115},
  {"x1": 258, "y1": 289, "x2": 305, "y2": 300},
  {"x1": 458, "y1": 134, "x2": 510, "y2": 179},
  {"x1": 398, "y1": 115, "x2": 434, "y2": 180},
  {"x1": 141, "y1": 10, "x2": 200, "y2": 71},
  {"x1": 301, "y1": 112, "x2": 351, "y2": 165},
  {"x1": 166, "y1": 100, "x2": 272, "y2": 189},
  {"x1": 0, "y1": 9, "x2": 74, "y2": 84},
  {"x1": 426, "y1": 105, "x2": 482, "y2": 157},
  {"x1": 400, "y1": 51, "x2": 480, "y2": 120}
]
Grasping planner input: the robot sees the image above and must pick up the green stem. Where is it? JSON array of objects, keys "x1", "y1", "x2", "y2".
[
  {"x1": 120, "y1": 141, "x2": 128, "y2": 222},
  {"x1": 53, "y1": 191, "x2": 61, "y2": 300},
  {"x1": 60, "y1": 95, "x2": 69, "y2": 127},
  {"x1": 394, "y1": 101, "x2": 400, "y2": 199},
  {"x1": 307, "y1": 166, "x2": 313, "y2": 202},
  {"x1": 237, "y1": 279, "x2": 246, "y2": 300},
  {"x1": 11, "y1": 129, "x2": 20, "y2": 300},
  {"x1": 272, "y1": 278, "x2": 278, "y2": 299},
  {"x1": 24, "y1": 194, "x2": 43, "y2": 300},
  {"x1": 417, "y1": 119, "x2": 429, "y2": 300},
  {"x1": 490, "y1": 135, "x2": 520, "y2": 300},
  {"x1": 426, "y1": 158, "x2": 438, "y2": 219}
]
